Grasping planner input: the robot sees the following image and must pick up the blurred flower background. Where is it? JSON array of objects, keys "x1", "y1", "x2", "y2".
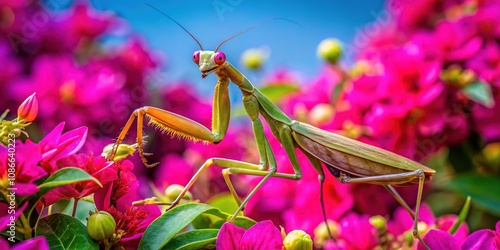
[{"x1": 1, "y1": 0, "x2": 500, "y2": 249}]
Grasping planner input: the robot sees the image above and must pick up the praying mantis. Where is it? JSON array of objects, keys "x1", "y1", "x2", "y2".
[{"x1": 107, "y1": 9, "x2": 435, "y2": 249}]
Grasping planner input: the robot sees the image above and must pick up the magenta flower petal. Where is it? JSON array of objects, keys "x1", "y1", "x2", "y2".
[
  {"x1": 0, "y1": 202, "x2": 28, "y2": 231},
  {"x1": 240, "y1": 220, "x2": 283, "y2": 250},
  {"x1": 418, "y1": 229, "x2": 460, "y2": 250},
  {"x1": 39, "y1": 122, "x2": 65, "y2": 147},
  {"x1": 57, "y1": 127, "x2": 88, "y2": 156},
  {"x1": 462, "y1": 229, "x2": 496, "y2": 250},
  {"x1": 216, "y1": 223, "x2": 246, "y2": 250},
  {"x1": 12, "y1": 236, "x2": 49, "y2": 250}
]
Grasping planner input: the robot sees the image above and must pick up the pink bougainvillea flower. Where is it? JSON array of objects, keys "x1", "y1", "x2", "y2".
[
  {"x1": 65, "y1": 2, "x2": 116, "y2": 41},
  {"x1": 467, "y1": 42, "x2": 500, "y2": 85},
  {"x1": 117, "y1": 37, "x2": 158, "y2": 81},
  {"x1": 9, "y1": 54, "x2": 132, "y2": 135},
  {"x1": 216, "y1": 220, "x2": 283, "y2": 250},
  {"x1": 388, "y1": 204, "x2": 436, "y2": 237},
  {"x1": 472, "y1": 88, "x2": 500, "y2": 142},
  {"x1": 42, "y1": 154, "x2": 117, "y2": 206},
  {"x1": 281, "y1": 66, "x2": 341, "y2": 117},
  {"x1": 0, "y1": 142, "x2": 46, "y2": 196},
  {"x1": 38, "y1": 122, "x2": 88, "y2": 173},
  {"x1": 283, "y1": 177, "x2": 353, "y2": 237},
  {"x1": 351, "y1": 184, "x2": 418, "y2": 217},
  {"x1": 154, "y1": 154, "x2": 194, "y2": 189},
  {"x1": 418, "y1": 229, "x2": 462, "y2": 250},
  {"x1": 0, "y1": 202, "x2": 28, "y2": 231},
  {"x1": 462, "y1": 221, "x2": 500, "y2": 250},
  {"x1": 337, "y1": 213, "x2": 378, "y2": 249},
  {"x1": 433, "y1": 18, "x2": 483, "y2": 62},
  {"x1": 389, "y1": 204, "x2": 469, "y2": 249},
  {"x1": 0, "y1": 236, "x2": 49, "y2": 250},
  {"x1": 473, "y1": 2, "x2": 500, "y2": 39},
  {"x1": 0, "y1": 202, "x2": 31, "y2": 249}
]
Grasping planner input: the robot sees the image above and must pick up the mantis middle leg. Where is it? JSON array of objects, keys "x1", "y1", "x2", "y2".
[{"x1": 166, "y1": 94, "x2": 305, "y2": 221}]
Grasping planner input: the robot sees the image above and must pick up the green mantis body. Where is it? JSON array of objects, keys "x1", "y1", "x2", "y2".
[{"x1": 108, "y1": 19, "x2": 435, "y2": 249}]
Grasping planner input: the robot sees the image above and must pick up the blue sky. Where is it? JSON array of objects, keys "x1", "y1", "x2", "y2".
[{"x1": 89, "y1": 0, "x2": 386, "y2": 87}]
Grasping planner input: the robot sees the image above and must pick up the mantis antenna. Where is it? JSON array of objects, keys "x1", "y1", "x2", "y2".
[{"x1": 144, "y1": 3, "x2": 204, "y2": 50}]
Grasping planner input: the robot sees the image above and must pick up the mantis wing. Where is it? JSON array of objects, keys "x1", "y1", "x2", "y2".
[{"x1": 291, "y1": 122, "x2": 435, "y2": 181}]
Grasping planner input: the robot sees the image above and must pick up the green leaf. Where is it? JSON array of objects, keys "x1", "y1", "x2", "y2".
[
  {"x1": 207, "y1": 193, "x2": 240, "y2": 215},
  {"x1": 442, "y1": 174, "x2": 500, "y2": 216},
  {"x1": 449, "y1": 196, "x2": 471, "y2": 235},
  {"x1": 35, "y1": 213, "x2": 98, "y2": 250},
  {"x1": 232, "y1": 216, "x2": 256, "y2": 230},
  {"x1": 25, "y1": 167, "x2": 101, "y2": 226},
  {"x1": 462, "y1": 81, "x2": 494, "y2": 108},
  {"x1": 258, "y1": 83, "x2": 299, "y2": 102},
  {"x1": 38, "y1": 167, "x2": 102, "y2": 190},
  {"x1": 161, "y1": 229, "x2": 218, "y2": 250},
  {"x1": 139, "y1": 203, "x2": 227, "y2": 250}
]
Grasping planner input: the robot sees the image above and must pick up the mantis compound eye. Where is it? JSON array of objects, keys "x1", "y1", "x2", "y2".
[
  {"x1": 213, "y1": 51, "x2": 226, "y2": 65},
  {"x1": 192, "y1": 50, "x2": 201, "y2": 64}
]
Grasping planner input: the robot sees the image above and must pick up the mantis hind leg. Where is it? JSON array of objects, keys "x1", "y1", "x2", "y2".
[
  {"x1": 338, "y1": 170, "x2": 430, "y2": 250},
  {"x1": 300, "y1": 149, "x2": 335, "y2": 240}
]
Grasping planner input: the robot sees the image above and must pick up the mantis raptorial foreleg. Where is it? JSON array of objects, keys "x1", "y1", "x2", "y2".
[{"x1": 108, "y1": 78, "x2": 231, "y2": 167}]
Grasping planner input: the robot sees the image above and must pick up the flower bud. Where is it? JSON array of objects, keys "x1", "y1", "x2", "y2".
[
  {"x1": 165, "y1": 184, "x2": 192, "y2": 203},
  {"x1": 341, "y1": 120, "x2": 363, "y2": 140},
  {"x1": 483, "y1": 142, "x2": 500, "y2": 167},
  {"x1": 87, "y1": 211, "x2": 116, "y2": 241},
  {"x1": 308, "y1": 103, "x2": 334, "y2": 126},
  {"x1": 314, "y1": 220, "x2": 340, "y2": 248},
  {"x1": 440, "y1": 65, "x2": 476, "y2": 87},
  {"x1": 240, "y1": 46, "x2": 270, "y2": 70},
  {"x1": 101, "y1": 143, "x2": 137, "y2": 161},
  {"x1": 317, "y1": 38, "x2": 342, "y2": 65},
  {"x1": 283, "y1": 230, "x2": 313, "y2": 250},
  {"x1": 369, "y1": 215, "x2": 387, "y2": 230},
  {"x1": 17, "y1": 93, "x2": 38, "y2": 122}
]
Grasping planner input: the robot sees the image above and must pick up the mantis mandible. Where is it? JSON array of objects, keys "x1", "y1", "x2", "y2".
[{"x1": 108, "y1": 8, "x2": 435, "y2": 249}]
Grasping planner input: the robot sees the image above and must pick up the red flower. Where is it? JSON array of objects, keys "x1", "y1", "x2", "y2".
[{"x1": 42, "y1": 154, "x2": 117, "y2": 206}]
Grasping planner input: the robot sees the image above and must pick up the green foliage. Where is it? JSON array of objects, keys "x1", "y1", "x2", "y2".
[
  {"x1": 24, "y1": 167, "x2": 101, "y2": 226},
  {"x1": 462, "y1": 81, "x2": 494, "y2": 108},
  {"x1": 161, "y1": 229, "x2": 219, "y2": 250},
  {"x1": 139, "y1": 203, "x2": 255, "y2": 250},
  {"x1": 442, "y1": 174, "x2": 500, "y2": 216},
  {"x1": 35, "y1": 213, "x2": 99, "y2": 250}
]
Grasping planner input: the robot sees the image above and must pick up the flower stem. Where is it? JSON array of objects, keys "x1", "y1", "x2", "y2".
[
  {"x1": 20, "y1": 213, "x2": 32, "y2": 239},
  {"x1": 72, "y1": 198, "x2": 79, "y2": 217}
]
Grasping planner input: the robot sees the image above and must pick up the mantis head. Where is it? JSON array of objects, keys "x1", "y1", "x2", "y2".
[{"x1": 192, "y1": 50, "x2": 227, "y2": 78}]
